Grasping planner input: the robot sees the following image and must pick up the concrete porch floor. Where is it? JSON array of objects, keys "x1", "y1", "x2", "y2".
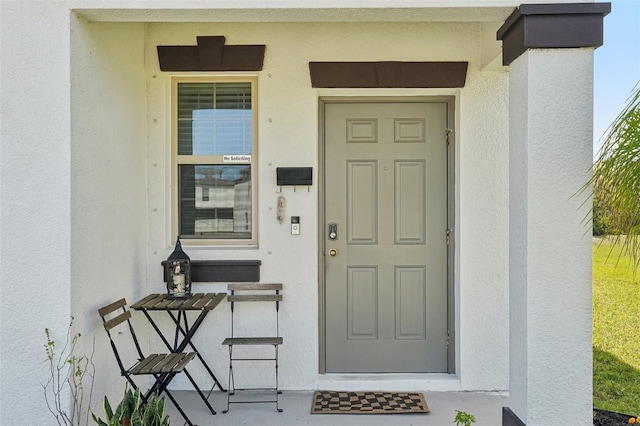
[{"x1": 164, "y1": 390, "x2": 508, "y2": 426}]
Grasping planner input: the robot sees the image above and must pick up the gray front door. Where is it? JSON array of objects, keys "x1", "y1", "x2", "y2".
[{"x1": 324, "y1": 101, "x2": 449, "y2": 373}]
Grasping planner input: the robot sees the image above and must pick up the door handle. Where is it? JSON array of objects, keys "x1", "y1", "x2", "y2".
[{"x1": 329, "y1": 249, "x2": 338, "y2": 257}]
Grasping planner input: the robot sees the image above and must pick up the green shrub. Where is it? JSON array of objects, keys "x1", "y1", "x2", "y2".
[
  {"x1": 91, "y1": 388, "x2": 170, "y2": 426},
  {"x1": 454, "y1": 409, "x2": 476, "y2": 426},
  {"x1": 593, "y1": 203, "x2": 611, "y2": 236}
]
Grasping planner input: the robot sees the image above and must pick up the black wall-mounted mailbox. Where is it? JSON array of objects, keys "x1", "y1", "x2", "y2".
[{"x1": 277, "y1": 167, "x2": 313, "y2": 186}]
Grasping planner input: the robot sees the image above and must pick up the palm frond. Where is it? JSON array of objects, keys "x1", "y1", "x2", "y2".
[{"x1": 591, "y1": 81, "x2": 640, "y2": 273}]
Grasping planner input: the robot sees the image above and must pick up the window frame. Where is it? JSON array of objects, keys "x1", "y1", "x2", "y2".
[{"x1": 171, "y1": 76, "x2": 258, "y2": 246}]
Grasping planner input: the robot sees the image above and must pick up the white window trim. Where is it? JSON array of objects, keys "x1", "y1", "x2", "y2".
[{"x1": 171, "y1": 75, "x2": 259, "y2": 247}]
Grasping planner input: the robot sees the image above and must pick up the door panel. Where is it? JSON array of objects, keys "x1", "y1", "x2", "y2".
[
  {"x1": 347, "y1": 161, "x2": 378, "y2": 244},
  {"x1": 324, "y1": 102, "x2": 449, "y2": 373},
  {"x1": 395, "y1": 266, "x2": 426, "y2": 339},
  {"x1": 395, "y1": 160, "x2": 425, "y2": 244},
  {"x1": 347, "y1": 266, "x2": 378, "y2": 339}
]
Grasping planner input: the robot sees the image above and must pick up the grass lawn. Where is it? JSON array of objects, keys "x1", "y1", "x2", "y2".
[{"x1": 593, "y1": 237, "x2": 640, "y2": 415}]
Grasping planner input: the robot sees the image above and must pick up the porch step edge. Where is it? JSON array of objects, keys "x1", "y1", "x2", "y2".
[{"x1": 316, "y1": 373, "x2": 462, "y2": 392}]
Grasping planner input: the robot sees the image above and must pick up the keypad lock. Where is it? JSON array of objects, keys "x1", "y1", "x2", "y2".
[{"x1": 328, "y1": 223, "x2": 338, "y2": 240}]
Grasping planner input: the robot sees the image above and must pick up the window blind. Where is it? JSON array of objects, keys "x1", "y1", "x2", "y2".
[{"x1": 177, "y1": 82, "x2": 252, "y2": 156}]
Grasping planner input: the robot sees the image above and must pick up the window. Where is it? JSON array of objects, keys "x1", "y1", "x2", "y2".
[{"x1": 172, "y1": 77, "x2": 257, "y2": 245}]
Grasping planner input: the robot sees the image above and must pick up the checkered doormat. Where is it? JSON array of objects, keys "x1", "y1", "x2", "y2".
[{"x1": 311, "y1": 391, "x2": 430, "y2": 414}]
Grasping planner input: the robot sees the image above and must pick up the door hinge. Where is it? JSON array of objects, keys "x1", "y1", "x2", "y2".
[
  {"x1": 446, "y1": 128, "x2": 453, "y2": 146},
  {"x1": 446, "y1": 329, "x2": 450, "y2": 347},
  {"x1": 446, "y1": 229, "x2": 453, "y2": 246}
]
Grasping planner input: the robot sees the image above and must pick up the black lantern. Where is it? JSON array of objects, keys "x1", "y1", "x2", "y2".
[{"x1": 165, "y1": 237, "x2": 191, "y2": 299}]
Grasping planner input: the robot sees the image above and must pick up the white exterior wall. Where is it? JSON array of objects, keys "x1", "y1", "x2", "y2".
[
  {"x1": 458, "y1": 70, "x2": 510, "y2": 390},
  {"x1": 145, "y1": 21, "x2": 509, "y2": 392},
  {"x1": 0, "y1": 3, "x2": 73, "y2": 424},
  {"x1": 509, "y1": 49, "x2": 594, "y2": 425},
  {"x1": 70, "y1": 17, "x2": 148, "y2": 405}
]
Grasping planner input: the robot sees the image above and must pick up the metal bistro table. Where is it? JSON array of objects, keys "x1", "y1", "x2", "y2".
[{"x1": 131, "y1": 293, "x2": 227, "y2": 398}]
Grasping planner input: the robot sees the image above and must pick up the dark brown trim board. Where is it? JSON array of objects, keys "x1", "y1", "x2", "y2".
[
  {"x1": 162, "y1": 259, "x2": 261, "y2": 282},
  {"x1": 503, "y1": 407, "x2": 527, "y2": 426},
  {"x1": 497, "y1": 2, "x2": 610, "y2": 66},
  {"x1": 157, "y1": 36, "x2": 265, "y2": 71},
  {"x1": 309, "y1": 62, "x2": 468, "y2": 88}
]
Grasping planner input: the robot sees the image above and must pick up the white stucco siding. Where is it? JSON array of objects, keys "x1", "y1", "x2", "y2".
[
  {"x1": 145, "y1": 21, "x2": 509, "y2": 391},
  {"x1": 509, "y1": 48, "x2": 594, "y2": 425},
  {"x1": 527, "y1": 49, "x2": 593, "y2": 425},
  {"x1": 508, "y1": 50, "x2": 530, "y2": 420},
  {"x1": 458, "y1": 70, "x2": 510, "y2": 390},
  {"x1": 0, "y1": 3, "x2": 73, "y2": 425},
  {"x1": 70, "y1": 17, "x2": 148, "y2": 406}
]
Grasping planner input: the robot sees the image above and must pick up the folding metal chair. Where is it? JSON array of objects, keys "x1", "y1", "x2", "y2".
[
  {"x1": 221, "y1": 283, "x2": 283, "y2": 413},
  {"x1": 98, "y1": 298, "x2": 216, "y2": 426}
]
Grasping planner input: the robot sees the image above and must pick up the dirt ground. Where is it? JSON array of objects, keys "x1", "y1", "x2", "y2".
[{"x1": 594, "y1": 408, "x2": 636, "y2": 425}]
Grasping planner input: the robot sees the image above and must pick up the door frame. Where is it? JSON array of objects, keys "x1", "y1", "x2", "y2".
[{"x1": 317, "y1": 96, "x2": 456, "y2": 374}]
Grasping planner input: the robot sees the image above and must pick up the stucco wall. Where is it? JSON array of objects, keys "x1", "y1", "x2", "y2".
[
  {"x1": 509, "y1": 48, "x2": 594, "y2": 425},
  {"x1": 458, "y1": 70, "x2": 509, "y2": 390},
  {"x1": 70, "y1": 17, "x2": 148, "y2": 408},
  {"x1": 0, "y1": 3, "x2": 73, "y2": 424},
  {"x1": 145, "y1": 21, "x2": 509, "y2": 391}
]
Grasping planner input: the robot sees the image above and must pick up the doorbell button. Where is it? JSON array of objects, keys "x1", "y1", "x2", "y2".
[{"x1": 291, "y1": 216, "x2": 300, "y2": 235}]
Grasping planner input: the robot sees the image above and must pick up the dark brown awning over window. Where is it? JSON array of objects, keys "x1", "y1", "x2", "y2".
[{"x1": 157, "y1": 36, "x2": 265, "y2": 72}]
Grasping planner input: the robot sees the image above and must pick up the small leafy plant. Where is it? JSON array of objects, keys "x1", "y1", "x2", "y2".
[
  {"x1": 454, "y1": 409, "x2": 477, "y2": 426},
  {"x1": 43, "y1": 317, "x2": 96, "y2": 426},
  {"x1": 91, "y1": 387, "x2": 170, "y2": 426}
]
